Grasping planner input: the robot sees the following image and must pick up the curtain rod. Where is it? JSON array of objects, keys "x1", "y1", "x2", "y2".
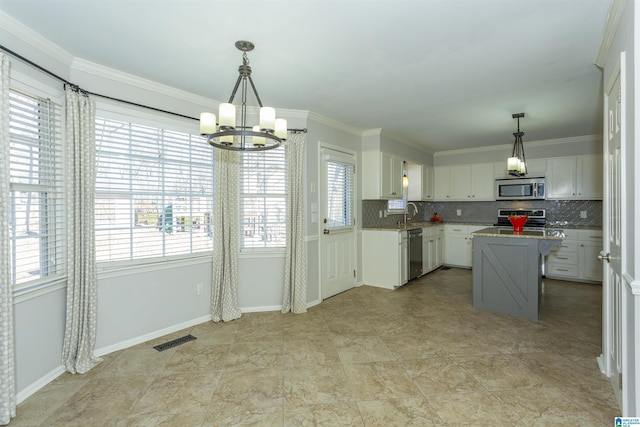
[{"x1": 0, "y1": 44, "x2": 307, "y2": 133}]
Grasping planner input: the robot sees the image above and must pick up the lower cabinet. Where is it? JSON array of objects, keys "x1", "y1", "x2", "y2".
[
  {"x1": 444, "y1": 224, "x2": 486, "y2": 268},
  {"x1": 362, "y1": 230, "x2": 407, "y2": 289},
  {"x1": 546, "y1": 229, "x2": 602, "y2": 282},
  {"x1": 423, "y1": 225, "x2": 444, "y2": 274}
]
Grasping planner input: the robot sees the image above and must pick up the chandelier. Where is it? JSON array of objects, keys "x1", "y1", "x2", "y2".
[
  {"x1": 507, "y1": 112, "x2": 527, "y2": 176},
  {"x1": 199, "y1": 41, "x2": 287, "y2": 151}
]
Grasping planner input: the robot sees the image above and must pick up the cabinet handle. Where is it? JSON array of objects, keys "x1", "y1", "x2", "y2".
[
  {"x1": 556, "y1": 257, "x2": 568, "y2": 260},
  {"x1": 580, "y1": 244, "x2": 584, "y2": 247},
  {"x1": 557, "y1": 268, "x2": 569, "y2": 272}
]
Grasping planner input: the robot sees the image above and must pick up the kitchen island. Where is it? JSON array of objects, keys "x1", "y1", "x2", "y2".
[{"x1": 471, "y1": 227, "x2": 564, "y2": 320}]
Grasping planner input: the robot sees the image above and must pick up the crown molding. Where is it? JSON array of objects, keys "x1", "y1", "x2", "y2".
[
  {"x1": 434, "y1": 134, "x2": 601, "y2": 158},
  {"x1": 594, "y1": 0, "x2": 625, "y2": 68},
  {"x1": 306, "y1": 111, "x2": 363, "y2": 136},
  {"x1": 71, "y1": 57, "x2": 217, "y2": 108},
  {"x1": 0, "y1": 12, "x2": 74, "y2": 71},
  {"x1": 379, "y1": 128, "x2": 434, "y2": 155}
]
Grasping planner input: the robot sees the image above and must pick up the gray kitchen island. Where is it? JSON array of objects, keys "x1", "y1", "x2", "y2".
[{"x1": 471, "y1": 227, "x2": 565, "y2": 320}]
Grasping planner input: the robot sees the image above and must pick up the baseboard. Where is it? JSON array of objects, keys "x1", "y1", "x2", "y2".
[
  {"x1": 240, "y1": 305, "x2": 281, "y2": 313},
  {"x1": 16, "y1": 365, "x2": 66, "y2": 404},
  {"x1": 307, "y1": 298, "x2": 322, "y2": 308},
  {"x1": 94, "y1": 314, "x2": 212, "y2": 357}
]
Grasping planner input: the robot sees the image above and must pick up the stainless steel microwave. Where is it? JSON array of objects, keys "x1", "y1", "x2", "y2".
[{"x1": 495, "y1": 177, "x2": 545, "y2": 200}]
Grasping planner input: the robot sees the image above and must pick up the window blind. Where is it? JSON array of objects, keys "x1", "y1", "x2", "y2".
[
  {"x1": 95, "y1": 117, "x2": 214, "y2": 263},
  {"x1": 326, "y1": 159, "x2": 355, "y2": 229},
  {"x1": 240, "y1": 146, "x2": 287, "y2": 249},
  {"x1": 8, "y1": 90, "x2": 64, "y2": 286}
]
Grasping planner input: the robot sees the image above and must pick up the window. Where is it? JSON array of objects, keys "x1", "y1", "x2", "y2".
[
  {"x1": 240, "y1": 146, "x2": 286, "y2": 249},
  {"x1": 8, "y1": 90, "x2": 64, "y2": 287},
  {"x1": 326, "y1": 158, "x2": 355, "y2": 230},
  {"x1": 94, "y1": 117, "x2": 214, "y2": 263}
]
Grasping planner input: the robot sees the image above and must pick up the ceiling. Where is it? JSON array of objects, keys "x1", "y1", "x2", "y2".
[{"x1": 1, "y1": 0, "x2": 610, "y2": 152}]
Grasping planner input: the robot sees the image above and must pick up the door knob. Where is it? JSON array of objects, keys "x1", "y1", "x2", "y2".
[
  {"x1": 323, "y1": 229, "x2": 330, "y2": 235},
  {"x1": 597, "y1": 252, "x2": 611, "y2": 263}
]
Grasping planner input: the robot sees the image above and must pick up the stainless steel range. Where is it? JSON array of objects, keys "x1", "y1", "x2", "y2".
[{"x1": 495, "y1": 209, "x2": 546, "y2": 229}]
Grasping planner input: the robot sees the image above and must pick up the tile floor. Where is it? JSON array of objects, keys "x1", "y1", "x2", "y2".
[{"x1": 10, "y1": 268, "x2": 620, "y2": 426}]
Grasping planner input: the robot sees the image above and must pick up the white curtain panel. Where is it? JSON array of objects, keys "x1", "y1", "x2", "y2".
[
  {"x1": 0, "y1": 54, "x2": 16, "y2": 426},
  {"x1": 61, "y1": 89, "x2": 101, "y2": 374},
  {"x1": 211, "y1": 149, "x2": 242, "y2": 322},
  {"x1": 282, "y1": 132, "x2": 307, "y2": 314}
]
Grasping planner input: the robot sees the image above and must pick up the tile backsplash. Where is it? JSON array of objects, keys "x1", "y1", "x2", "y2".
[{"x1": 362, "y1": 199, "x2": 603, "y2": 228}]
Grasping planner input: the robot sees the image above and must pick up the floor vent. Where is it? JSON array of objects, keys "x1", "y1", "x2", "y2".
[
  {"x1": 440, "y1": 266, "x2": 451, "y2": 270},
  {"x1": 153, "y1": 334, "x2": 196, "y2": 352}
]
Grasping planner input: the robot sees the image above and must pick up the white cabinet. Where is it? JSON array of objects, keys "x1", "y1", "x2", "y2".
[
  {"x1": 434, "y1": 166, "x2": 451, "y2": 200},
  {"x1": 577, "y1": 155, "x2": 603, "y2": 199},
  {"x1": 546, "y1": 228, "x2": 602, "y2": 282},
  {"x1": 381, "y1": 152, "x2": 404, "y2": 198},
  {"x1": 422, "y1": 224, "x2": 444, "y2": 274},
  {"x1": 444, "y1": 224, "x2": 486, "y2": 267},
  {"x1": 436, "y1": 164, "x2": 494, "y2": 201},
  {"x1": 362, "y1": 151, "x2": 404, "y2": 199},
  {"x1": 578, "y1": 230, "x2": 603, "y2": 282},
  {"x1": 546, "y1": 229, "x2": 579, "y2": 278},
  {"x1": 407, "y1": 163, "x2": 434, "y2": 201},
  {"x1": 362, "y1": 230, "x2": 408, "y2": 289},
  {"x1": 422, "y1": 165, "x2": 435, "y2": 200},
  {"x1": 547, "y1": 154, "x2": 603, "y2": 200}
]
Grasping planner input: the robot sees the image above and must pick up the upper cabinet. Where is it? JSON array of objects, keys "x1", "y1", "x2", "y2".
[
  {"x1": 407, "y1": 163, "x2": 434, "y2": 201},
  {"x1": 435, "y1": 163, "x2": 494, "y2": 201},
  {"x1": 547, "y1": 154, "x2": 603, "y2": 200},
  {"x1": 362, "y1": 151, "x2": 404, "y2": 199}
]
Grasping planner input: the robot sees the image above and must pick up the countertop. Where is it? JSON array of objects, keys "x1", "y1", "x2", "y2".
[
  {"x1": 472, "y1": 227, "x2": 565, "y2": 240},
  {"x1": 363, "y1": 221, "x2": 492, "y2": 232}
]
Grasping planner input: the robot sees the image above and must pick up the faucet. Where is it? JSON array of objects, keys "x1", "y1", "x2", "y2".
[{"x1": 404, "y1": 202, "x2": 419, "y2": 225}]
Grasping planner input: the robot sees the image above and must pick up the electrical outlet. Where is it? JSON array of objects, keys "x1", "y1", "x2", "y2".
[
  {"x1": 379, "y1": 210, "x2": 383, "y2": 218},
  {"x1": 580, "y1": 210, "x2": 587, "y2": 219},
  {"x1": 196, "y1": 283, "x2": 203, "y2": 295},
  {"x1": 457, "y1": 209, "x2": 462, "y2": 216}
]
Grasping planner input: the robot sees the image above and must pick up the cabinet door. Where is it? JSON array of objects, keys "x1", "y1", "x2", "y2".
[
  {"x1": 579, "y1": 241, "x2": 603, "y2": 281},
  {"x1": 577, "y1": 154, "x2": 603, "y2": 199},
  {"x1": 445, "y1": 233, "x2": 468, "y2": 266},
  {"x1": 449, "y1": 165, "x2": 473, "y2": 200},
  {"x1": 525, "y1": 158, "x2": 547, "y2": 177},
  {"x1": 422, "y1": 165, "x2": 434, "y2": 200},
  {"x1": 434, "y1": 167, "x2": 451, "y2": 200},
  {"x1": 434, "y1": 236, "x2": 443, "y2": 267},
  {"x1": 381, "y1": 153, "x2": 403, "y2": 198},
  {"x1": 471, "y1": 163, "x2": 495, "y2": 200},
  {"x1": 547, "y1": 157, "x2": 577, "y2": 199},
  {"x1": 422, "y1": 228, "x2": 431, "y2": 273}
]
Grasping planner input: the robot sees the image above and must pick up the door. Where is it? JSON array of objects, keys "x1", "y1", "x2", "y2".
[
  {"x1": 320, "y1": 147, "x2": 356, "y2": 299},
  {"x1": 602, "y1": 53, "x2": 624, "y2": 407}
]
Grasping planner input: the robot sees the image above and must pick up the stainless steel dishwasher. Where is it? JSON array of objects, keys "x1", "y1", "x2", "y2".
[{"x1": 408, "y1": 228, "x2": 423, "y2": 280}]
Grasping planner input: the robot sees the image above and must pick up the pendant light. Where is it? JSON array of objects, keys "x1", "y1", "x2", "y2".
[
  {"x1": 507, "y1": 112, "x2": 527, "y2": 177},
  {"x1": 200, "y1": 41, "x2": 287, "y2": 151}
]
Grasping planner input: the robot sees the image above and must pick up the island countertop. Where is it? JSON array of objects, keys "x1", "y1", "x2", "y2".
[{"x1": 472, "y1": 227, "x2": 565, "y2": 240}]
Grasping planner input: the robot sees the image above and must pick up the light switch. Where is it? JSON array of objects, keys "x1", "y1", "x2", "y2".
[{"x1": 457, "y1": 209, "x2": 462, "y2": 216}]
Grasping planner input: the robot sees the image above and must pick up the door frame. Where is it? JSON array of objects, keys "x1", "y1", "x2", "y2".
[{"x1": 317, "y1": 142, "x2": 358, "y2": 300}]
